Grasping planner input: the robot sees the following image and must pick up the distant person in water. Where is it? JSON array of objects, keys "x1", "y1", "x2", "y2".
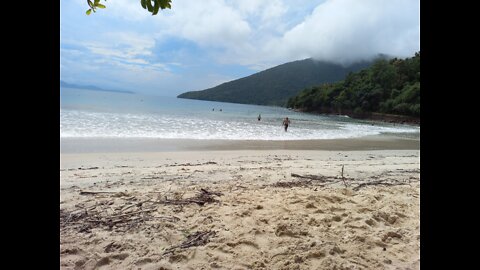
[
  {"x1": 283, "y1": 117, "x2": 291, "y2": 132},
  {"x1": 258, "y1": 114, "x2": 261, "y2": 121}
]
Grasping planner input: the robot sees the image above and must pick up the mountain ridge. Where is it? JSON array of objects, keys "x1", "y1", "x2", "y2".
[{"x1": 178, "y1": 58, "x2": 374, "y2": 106}]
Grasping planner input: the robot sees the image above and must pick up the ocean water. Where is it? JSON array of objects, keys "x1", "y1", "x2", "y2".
[{"x1": 60, "y1": 87, "x2": 420, "y2": 141}]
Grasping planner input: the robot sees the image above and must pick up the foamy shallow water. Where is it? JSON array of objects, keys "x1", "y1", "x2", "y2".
[{"x1": 60, "y1": 88, "x2": 420, "y2": 141}]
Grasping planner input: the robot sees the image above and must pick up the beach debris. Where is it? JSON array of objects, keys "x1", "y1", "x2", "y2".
[
  {"x1": 271, "y1": 173, "x2": 353, "y2": 188},
  {"x1": 271, "y1": 180, "x2": 314, "y2": 188},
  {"x1": 167, "y1": 161, "x2": 217, "y2": 167},
  {"x1": 78, "y1": 166, "x2": 99, "y2": 170},
  {"x1": 163, "y1": 230, "x2": 216, "y2": 255},
  {"x1": 291, "y1": 173, "x2": 329, "y2": 181},
  {"x1": 353, "y1": 179, "x2": 410, "y2": 191},
  {"x1": 140, "y1": 176, "x2": 163, "y2": 180},
  {"x1": 291, "y1": 173, "x2": 355, "y2": 183},
  {"x1": 159, "y1": 188, "x2": 222, "y2": 206},
  {"x1": 341, "y1": 165, "x2": 348, "y2": 188},
  {"x1": 275, "y1": 172, "x2": 413, "y2": 191},
  {"x1": 79, "y1": 190, "x2": 128, "y2": 196},
  {"x1": 60, "y1": 192, "x2": 180, "y2": 233}
]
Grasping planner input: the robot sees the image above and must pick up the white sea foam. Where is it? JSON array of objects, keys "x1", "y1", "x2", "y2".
[
  {"x1": 60, "y1": 88, "x2": 419, "y2": 140},
  {"x1": 60, "y1": 109, "x2": 419, "y2": 140}
]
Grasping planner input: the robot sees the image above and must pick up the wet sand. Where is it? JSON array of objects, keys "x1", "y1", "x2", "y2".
[{"x1": 61, "y1": 135, "x2": 419, "y2": 153}]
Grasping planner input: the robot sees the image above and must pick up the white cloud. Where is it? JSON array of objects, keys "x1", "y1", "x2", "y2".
[
  {"x1": 61, "y1": 0, "x2": 420, "y2": 95},
  {"x1": 227, "y1": 0, "x2": 287, "y2": 20},
  {"x1": 79, "y1": 32, "x2": 156, "y2": 68},
  {"x1": 267, "y1": 0, "x2": 420, "y2": 65},
  {"x1": 163, "y1": 0, "x2": 251, "y2": 48},
  {"x1": 259, "y1": 0, "x2": 287, "y2": 22},
  {"x1": 160, "y1": 0, "x2": 419, "y2": 68}
]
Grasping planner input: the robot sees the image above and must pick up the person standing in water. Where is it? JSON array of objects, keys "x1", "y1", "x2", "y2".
[
  {"x1": 283, "y1": 117, "x2": 291, "y2": 132},
  {"x1": 258, "y1": 114, "x2": 261, "y2": 121}
]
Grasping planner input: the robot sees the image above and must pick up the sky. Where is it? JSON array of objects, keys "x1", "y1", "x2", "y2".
[{"x1": 60, "y1": 0, "x2": 420, "y2": 96}]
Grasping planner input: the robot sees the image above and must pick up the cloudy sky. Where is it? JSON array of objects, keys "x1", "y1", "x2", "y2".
[{"x1": 60, "y1": 0, "x2": 420, "y2": 96}]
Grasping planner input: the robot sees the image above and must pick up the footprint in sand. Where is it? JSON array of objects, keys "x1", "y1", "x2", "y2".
[
  {"x1": 95, "y1": 257, "x2": 111, "y2": 268},
  {"x1": 305, "y1": 203, "x2": 316, "y2": 209},
  {"x1": 331, "y1": 215, "x2": 343, "y2": 222},
  {"x1": 134, "y1": 257, "x2": 153, "y2": 266},
  {"x1": 168, "y1": 253, "x2": 188, "y2": 263},
  {"x1": 92, "y1": 252, "x2": 130, "y2": 268},
  {"x1": 321, "y1": 195, "x2": 343, "y2": 204},
  {"x1": 307, "y1": 250, "x2": 327, "y2": 260},
  {"x1": 382, "y1": 231, "x2": 403, "y2": 242},
  {"x1": 372, "y1": 212, "x2": 400, "y2": 225},
  {"x1": 365, "y1": 219, "x2": 377, "y2": 227}
]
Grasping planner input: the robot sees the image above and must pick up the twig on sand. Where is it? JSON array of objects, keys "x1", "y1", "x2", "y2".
[
  {"x1": 79, "y1": 190, "x2": 128, "y2": 196},
  {"x1": 159, "y1": 188, "x2": 222, "y2": 206},
  {"x1": 271, "y1": 180, "x2": 315, "y2": 188},
  {"x1": 353, "y1": 180, "x2": 410, "y2": 191},
  {"x1": 200, "y1": 188, "x2": 223, "y2": 196},
  {"x1": 291, "y1": 173, "x2": 328, "y2": 181},
  {"x1": 61, "y1": 191, "x2": 181, "y2": 233},
  {"x1": 163, "y1": 230, "x2": 216, "y2": 255},
  {"x1": 341, "y1": 165, "x2": 348, "y2": 188},
  {"x1": 271, "y1": 173, "x2": 354, "y2": 189},
  {"x1": 77, "y1": 167, "x2": 99, "y2": 170}
]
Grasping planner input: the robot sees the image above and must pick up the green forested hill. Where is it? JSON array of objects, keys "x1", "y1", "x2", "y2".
[
  {"x1": 178, "y1": 58, "x2": 373, "y2": 106},
  {"x1": 287, "y1": 52, "x2": 420, "y2": 120}
]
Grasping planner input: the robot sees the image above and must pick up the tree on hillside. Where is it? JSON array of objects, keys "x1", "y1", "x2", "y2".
[
  {"x1": 86, "y1": 0, "x2": 172, "y2": 15},
  {"x1": 287, "y1": 52, "x2": 420, "y2": 118}
]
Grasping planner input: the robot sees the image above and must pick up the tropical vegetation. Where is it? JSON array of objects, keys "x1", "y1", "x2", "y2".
[{"x1": 286, "y1": 52, "x2": 420, "y2": 118}]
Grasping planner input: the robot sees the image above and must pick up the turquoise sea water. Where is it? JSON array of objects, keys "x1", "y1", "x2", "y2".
[{"x1": 60, "y1": 87, "x2": 419, "y2": 141}]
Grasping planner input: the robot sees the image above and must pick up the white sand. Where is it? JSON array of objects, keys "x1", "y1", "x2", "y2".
[{"x1": 60, "y1": 149, "x2": 420, "y2": 269}]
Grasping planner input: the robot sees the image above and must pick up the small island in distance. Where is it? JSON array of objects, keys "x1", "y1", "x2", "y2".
[{"x1": 60, "y1": 80, "x2": 135, "y2": 94}]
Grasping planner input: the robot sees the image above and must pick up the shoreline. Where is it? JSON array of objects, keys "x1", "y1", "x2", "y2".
[
  {"x1": 290, "y1": 109, "x2": 420, "y2": 126},
  {"x1": 60, "y1": 135, "x2": 419, "y2": 153}
]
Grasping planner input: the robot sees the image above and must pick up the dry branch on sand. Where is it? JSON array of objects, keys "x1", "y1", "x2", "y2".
[
  {"x1": 79, "y1": 190, "x2": 128, "y2": 196},
  {"x1": 271, "y1": 173, "x2": 351, "y2": 188},
  {"x1": 60, "y1": 188, "x2": 222, "y2": 233},
  {"x1": 271, "y1": 172, "x2": 415, "y2": 191},
  {"x1": 352, "y1": 179, "x2": 411, "y2": 191},
  {"x1": 163, "y1": 230, "x2": 216, "y2": 255},
  {"x1": 159, "y1": 188, "x2": 223, "y2": 206},
  {"x1": 61, "y1": 191, "x2": 180, "y2": 233}
]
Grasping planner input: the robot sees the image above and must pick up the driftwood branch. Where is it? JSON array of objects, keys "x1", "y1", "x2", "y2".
[
  {"x1": 271, "y1": 180, "x2": 315, "y2": 188},
  {"x1": 79, "y1": 190, "x2": 127, "y2": 196},
  {"x1": 168, "y1": 162, "x2": 217, "y2": 167},
  {"x1": 78, "y1": 167, "x2": 99, "y2": 170},
  {"x1": 159, "y1": 188, "x2": 222, "y2": 206},
  {"x1": 61, "y1": 190, "x2": 182, "y2": 233},
  {"x1": 200, "y1": 188, "x2": 223, "y2": 196},
  {"x1": 291, "y1": 173, "x2": 328, "y2": 181},
  {"x1": 163, "y1": 230, "x2": 216, "y2": 255},
  {"x1": 353, "y1": 180, "x2": 410, "y2": 191},
  {"x1": 341, "y1": 165, "x2": 348, "y2": 188},
  {"x1": 274, "y1": 173, "x2": 353, "y2": 189}
]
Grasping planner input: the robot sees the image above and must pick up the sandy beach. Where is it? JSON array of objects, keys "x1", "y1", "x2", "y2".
[{"x1": 60, "y1": 139, "x2": 420, "y2": 269}]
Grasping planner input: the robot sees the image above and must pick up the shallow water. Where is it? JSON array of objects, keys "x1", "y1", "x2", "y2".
[{"x1": 60, "y1": 87, "x2": 420, "y2": 141}]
